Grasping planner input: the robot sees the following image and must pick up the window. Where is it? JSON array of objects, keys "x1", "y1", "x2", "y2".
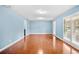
[{"x1": 64, "y1": 14, "x2": 79, "y2": 49}]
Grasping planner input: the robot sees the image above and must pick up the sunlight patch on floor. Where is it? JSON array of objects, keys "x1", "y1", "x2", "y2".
[{"x1": 37, "y1": 49, "x2": 43, "y2": 54}]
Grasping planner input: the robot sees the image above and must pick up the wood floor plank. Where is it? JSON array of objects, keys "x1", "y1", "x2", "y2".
[{"x1": 0, "y1": 34, "x2": 79, "y2": 54}]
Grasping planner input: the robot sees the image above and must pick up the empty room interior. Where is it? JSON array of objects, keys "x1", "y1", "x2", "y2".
[{"x1": 0, "y1": 5, "x2": 79, "y2": 54}]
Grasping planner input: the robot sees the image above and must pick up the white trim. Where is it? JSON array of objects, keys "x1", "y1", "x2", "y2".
[
  {"x1": 53, "y1": 34, "x2": 63, "y2": 40},
  {"x1": 26, "y1": 34, "x2": 30, "y2": 36},
  {"x1": 26, "y1": 33, "x2": 53, "y2": 35},
  {"x1": 63, "y1": 37, "x2": 71, "y2": 41},
  {"x1": 63, "y1": 37, "x2": 79, "y2": 50},
  {"x1": 29, "y1": 33, "x2": 52, "y2": 34},
  {"x1": 63, "y1": 17, "x2": 64, "y2": 39},
  {"x1": 53, "y1": 21, "x2": 56, "y2": 35},
  {"x1": 27, "y1": 19, "x2": 53, "y2": 21},
  {"x1": 54, "y1": 34, "x2": 79, "y2": 50},
  {"x1": 0, "y1": 36, "x2": 24, "y2": 52}
]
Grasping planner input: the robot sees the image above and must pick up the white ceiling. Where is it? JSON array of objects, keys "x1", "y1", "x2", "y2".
[{"x1": 11, "y1": 5, "x2": 74, "y2": 20}]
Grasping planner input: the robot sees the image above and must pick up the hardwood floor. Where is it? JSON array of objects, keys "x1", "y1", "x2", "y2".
[{"x1": 0, "y1": 34, "x2": 79, "y2": 54}]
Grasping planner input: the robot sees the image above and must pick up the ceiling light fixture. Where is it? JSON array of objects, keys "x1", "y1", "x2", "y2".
[{"x1": 36, "y1": 9, "x2": 47, "y2": 14}]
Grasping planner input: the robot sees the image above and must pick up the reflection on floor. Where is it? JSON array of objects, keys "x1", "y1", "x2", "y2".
[{"x1": 0, "y1": 34, "x2": 79, "y2": 54}]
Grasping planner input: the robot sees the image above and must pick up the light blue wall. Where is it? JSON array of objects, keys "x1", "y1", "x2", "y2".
[
  {"x1": 0, "y1": 6, "x2": 24, "y2": 49},
  {"x1": 56, "y1": 16, "x2": 63, "y2": 38},
  {"x1": 1, "y1": 5, "x2": 78, "y2": 49},
  {"x1": 26, "y1": 20, "x2": 53, "y2": 34},
  {"x1": 56, "y1": 5, "x2": 79, "y2": 39}
]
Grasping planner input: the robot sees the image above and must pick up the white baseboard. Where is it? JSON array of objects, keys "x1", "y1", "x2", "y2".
[
  {"x1": 63, "y1": 37, "x2": 79, "y2": 50},
  {"x1": 54, "y1": 35, "x2": 79, "y2": 50},
  {"x1": 0, "y1": 36, "x2": 24, "y2": 52},
  {"x1": 29, "y1": 33, "x2": 52, "y2": 34},
  {"x1": 26, "y1": 33, "x2": 30, "y2": 36},
  {"x1": 53, "y1": 34, "x2": 63, "y2": 40}
]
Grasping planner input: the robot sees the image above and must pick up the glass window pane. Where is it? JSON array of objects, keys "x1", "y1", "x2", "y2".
[{"x1": 64, "y1": 18, "x2": 72, "y2": 41}]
